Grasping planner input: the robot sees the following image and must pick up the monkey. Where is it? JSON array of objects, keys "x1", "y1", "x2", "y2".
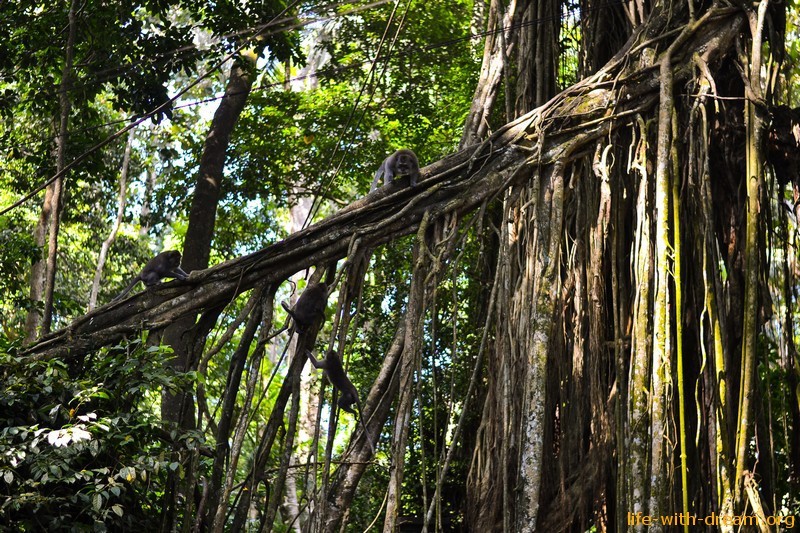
[
  {"x1": 306, "y1": 350, "x2": 375, "y2": 455},
  {"x1": 281, "y1": 282, "x2": 328, "y2": 333},
  {"x1": 370, "y1": 149, "x2": 421, "y2": 192},
  {"x1": 111, "y1": 250, "x2": 188, "y2": 302}
]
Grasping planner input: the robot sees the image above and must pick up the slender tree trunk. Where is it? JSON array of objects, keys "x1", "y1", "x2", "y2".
[
  {"x1": 285, "y1": 194, "x2": 314, "y2": 531},
  {"x1": 380, "y1": 223, "x2": 433, "y2": 533},
  {"x1": 671, "y1": 110, "x2": 690, "y2": 533},
  {"x1": 25, "y1": 191, "x2": 54, "y2": 342},
  {"x1": 698, "y1": 126, "x2": 735, "y2": 522},
  {"x1": 509, "y1": 1, "x2": 560, "y2": 527},
  {"x1": 628, "y1": 122, "x2": 654, "y2": 529},
  {"x1": 88, "y1": 128, "x2": 133, "y2": 311},
  {"x1": 649, "y1": 27, "x2": 680, "y2": 523},
  {"x1": 299, "y1": 304, "x2": 405, "y2": 530},
  {"x1": 41, "y1": 0, "x2": 77, "y2": 335},
  {"x1": 262, "y1": 354, "x2": 302, "y2": 532},
  {"x1": 283, "y1": 460, "x2": 303, "y2": 533},
  {"x1": 216, "y1": 292, "x2": 275, "y2": 531},
  {"x1": 735, "y1": 0, "x2": 768, "y2": 505},
  {"x1": 514, "y1": 162, "x2": 565, "y2": 529},
  {"x1": 207, "y1": 291, "x2": 264, "y2": 531},
  {"x1": 182, "y1": 53, "x2": 256, "y2": 273},
  {"x1": 25, "y1": 0, "x2": 76, "y2": 341},
  {"x1": 230, "y1": 292, "x2": 327, "y2": 532},
  {"x1": 382, "y1": 259, "x2": 426, "y2": 532},
  {"x1": 139, "y1": 167, "x2": 157, "y2": 235}
]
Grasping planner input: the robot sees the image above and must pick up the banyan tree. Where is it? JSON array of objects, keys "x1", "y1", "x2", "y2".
[{"x1": 10, "y1": 0, "x2": 800, "y2": 530}]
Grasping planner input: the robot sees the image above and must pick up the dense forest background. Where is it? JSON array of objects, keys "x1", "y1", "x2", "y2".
[{"x1": 2, "y1": 0, "x2": 800, "y2": 531}]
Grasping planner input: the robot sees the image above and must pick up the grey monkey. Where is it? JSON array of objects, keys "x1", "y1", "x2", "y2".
[
  {"x1": 370, "y1": 149, "x2": 421, "y2": 192},
  {"x1": 112, "y1": 250, "x2": 188, "y2": 302},
  {"x1": 306, "y1": 350, "x2": 375, "y2": 454},
  {"x1": 281, "y1": 282, "x2": 328, "y2": 333}
]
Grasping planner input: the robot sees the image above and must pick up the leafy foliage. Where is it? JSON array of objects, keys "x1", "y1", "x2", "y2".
[{"x1": 0, "y1": 336, "x2": 200, "y2": 530}]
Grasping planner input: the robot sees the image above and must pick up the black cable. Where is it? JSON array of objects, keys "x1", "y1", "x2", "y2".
[
  {"x1": 301, "y1": 0, "x2": 409, "y2": 230},
  {"x1": 6, "y1": 0, "x2": 381, "y2": 108},
  {"x1": 5, "y1": 0, "x2": 594, "y2": 152},
  {"x1": 0, "y1": 0, "x2": 304, "y2": 215},
  {"x1": 3, "y1": 0, "x2": 395, "y2": 154},
  {"x1": 2, "y1": 0, "x2": 618, "y2": 214}
]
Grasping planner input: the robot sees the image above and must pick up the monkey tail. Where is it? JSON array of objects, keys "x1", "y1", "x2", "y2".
[
  {"x1": 354, "y1": 396, "x2": 375, "y2": 456},
  {"x1": 110, "y1": 276, "x2": 141, "y2": 303},
  {"x1": 280, "y1": 300, "x2": 298, "y2": 323},
  {"x1": 370, "y1": 166, "x2": 385, "y2": 193}
]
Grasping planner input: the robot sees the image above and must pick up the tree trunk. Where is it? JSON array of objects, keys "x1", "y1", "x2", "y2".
[
  {"x1": 88, "y1": 128, "x2": 133, "y2": 311},
  {"x1": 157, "y1": 52, "x2": 256, "y2": 533},
  {"x1": 285, "y1": 194, "x2": 315, "y2": 531},
  {"x1": 139, "y1": 167, "x2": 158, "y2": 235},
  {"x1": 382, "y1": 231, "x2": 429, "y2": 532},
  {"x1": 734, "y1": 1, "x2": 768, "y2": 506},
  {"x1": 509, "y1": 1, "x2": 560, "y2": 528},
  {"x1": 25, "y1": 186, "x2": 54, "y2": 342},
  {"x1": 206, "y1": 290, "x2": 264, "y2": 531},
  {"x1": 627, "y1": 116, "x2": 654, "y2": 530},
  {"x1": 458, "y1": 0, "x2": 521, "y2": 149},
  {"x1": 41, "y1": 0, "x2": 77, "y2": 335},
  {"x1": 160, "y1": 52, "x2": 257, "y2": 425},
  {"x1": 25, "y1": 0, "x2": 76, "y2": 341}
]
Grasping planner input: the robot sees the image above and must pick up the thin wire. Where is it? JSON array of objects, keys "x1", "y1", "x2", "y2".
[
  {"x1": 303, "y1": 0, "x2": 413, "y2": 227},
  {"x1": 301, "y1": 0, "x2": 406, "y2": 230},
  {"x1": 2, "y1": 0, "x2": 615, "y2": 215},
  {"x1": 0, "y1": 0, "x2": 300, "y2": 216},
  {"x1": 9, "y1": 0, "x2": 390, "y2": 109},
  {"x1": 6, "y1": 0, "x2": 593, "y2": 154}
]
